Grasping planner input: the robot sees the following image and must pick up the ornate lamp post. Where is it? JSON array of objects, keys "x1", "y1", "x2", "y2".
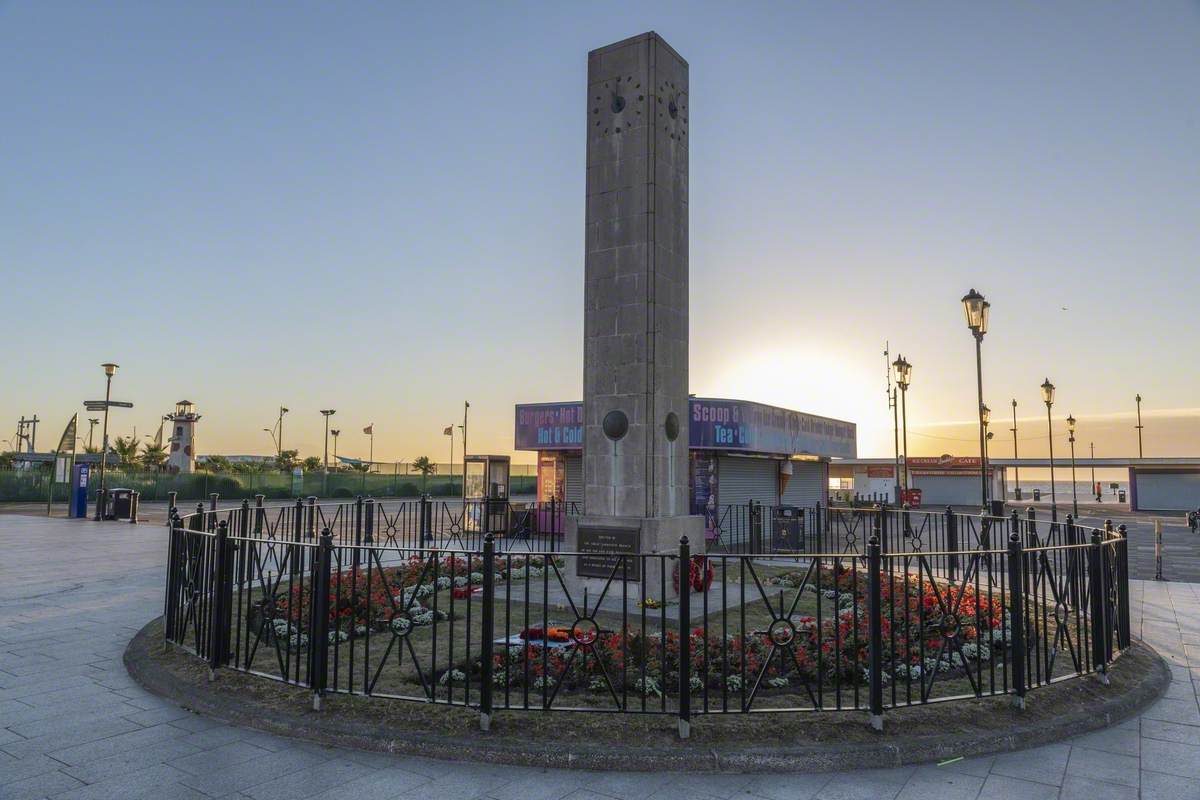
[
  {"x1": 961, "y1": 289, "x2": 990, "y2": 508},
  {"x1": 980, "y1": 404, "x2": 991, "y2": 506},
  {"x1": 1010, "y1": 399, "x2": 1020, "y2": 500},
  {"x1": 94, "y1": 363, "x2": 118, "y2": 521},
  {"x1": 892, "y1": 354, "x2": 912, "y2": 499},
  {"x1": 1135, "y1": 394, "x2": 1144, "y2": 458},
  {"x1": 1041, "y1": 378, "x2": 1058, "y2": 520},
  {"x1": 1067, "y1": 414, "x2": 1078, "y2": 517}
]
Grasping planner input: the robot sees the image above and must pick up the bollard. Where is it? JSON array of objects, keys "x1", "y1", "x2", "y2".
[
  {"x1": 1154, "y1": 520, "x2": 1163, "y2": 581},
  {"x1": 167, "y1": 491, "x2": 177, "y2": 517},
  {"x1": 364, "y1": 498, "x2": 375, "y2": 544},
  {"x1": 254, "y1": 494, "x2": 265, "y2": 536},
  {"x1": 129, "y1": 491, "x2": 140, "y2": 524},
  {"x1": 292, "y1": 498, "x2": 304, "y2": 543},
  {"x1": 306, "y1": 496, "x2": 317, "y2": 540},
  {"x1": 1007, "y1": 533, "x2": 1027, "y2": 708}
]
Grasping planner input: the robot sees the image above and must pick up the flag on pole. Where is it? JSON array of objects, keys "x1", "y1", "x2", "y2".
[
  {"x1": 363, "y1": 424, "x2": 373, "y2": 435},
  {"x1": 443, "y1": 426, "x2": 453, "y2": 436},
  {"x1": 56, "y1": 414, "x2": 78, "y2": 455}
]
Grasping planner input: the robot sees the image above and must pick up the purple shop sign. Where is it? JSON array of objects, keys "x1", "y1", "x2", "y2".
[
  {"x1": 516, "y1": 399, "x2": 855, "y2": 459},
  {"x1": 689, "y1": 398, "x2": 856, "y2": 459},
  {"x1": 515, "y1": 402, "x2": 584, "y2": 450}
]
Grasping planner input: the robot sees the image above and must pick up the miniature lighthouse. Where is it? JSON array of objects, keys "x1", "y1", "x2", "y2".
[{"x1": 167, "y1": 400, "x2": 201, "y2": 473}]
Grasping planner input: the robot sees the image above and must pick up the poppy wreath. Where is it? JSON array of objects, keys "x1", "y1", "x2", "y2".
[{"x1": 673, "y1": 555, "x2": 715, "y2": 594}]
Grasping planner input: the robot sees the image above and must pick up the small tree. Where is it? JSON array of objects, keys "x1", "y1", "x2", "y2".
[
  {"x1": 140, "y1": 442, "x2": 168, "y2": 470},
  {"x1": 302, "y1": 456, "x2": 322, "y2": 472},
  {"x1": 111, "y1": 436, "x2": 140, "y2": 467},
  {"x1": 275, "y1": 449, "x2": 299, "y2": 472},
  {"x1": 411, "y1": 455, "x2": 437, "y2": 493},
  {"x1": 201, "y1": 455, "x2": 232, "y2": 473}
]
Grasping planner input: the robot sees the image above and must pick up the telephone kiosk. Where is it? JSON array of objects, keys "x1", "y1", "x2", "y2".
[{"x1": 464, "y1": 455, "x2": 510, "y2": 533}]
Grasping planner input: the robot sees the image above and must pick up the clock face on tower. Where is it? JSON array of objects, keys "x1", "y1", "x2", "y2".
[
  {"x1": 591, "y1": 75, "x2": 645, "y2": 137},
  {"x1": 657, "y1": 81, "x2": 687, "y2": 142}
]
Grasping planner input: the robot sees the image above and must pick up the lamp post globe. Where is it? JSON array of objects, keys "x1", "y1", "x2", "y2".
[{"x1": 1041, "y1": 379, "x2": 1057, "y2": 520}]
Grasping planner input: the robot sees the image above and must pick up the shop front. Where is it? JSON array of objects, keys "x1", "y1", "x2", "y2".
[{"x1": 515, "y1": 398, "x2": 856, "y2": 541}]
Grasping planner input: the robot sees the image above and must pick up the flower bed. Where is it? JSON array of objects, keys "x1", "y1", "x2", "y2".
[{"x1": 254, "y1": 554, "x2": 561, "y2": 651}]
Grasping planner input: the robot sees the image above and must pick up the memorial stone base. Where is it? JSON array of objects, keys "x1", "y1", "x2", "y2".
[{"x1": 564, "y1": 515, "x2": 705, "y2": 608}]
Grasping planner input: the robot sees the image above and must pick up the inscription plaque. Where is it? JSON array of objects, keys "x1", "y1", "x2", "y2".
[{"x1": 576, "y1": 526, "x2": 642, "y2": 581}]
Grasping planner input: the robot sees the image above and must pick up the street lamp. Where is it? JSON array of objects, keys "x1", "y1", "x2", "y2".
[
  {"x1": 1090, "y1": 442, "x2": 1098, "y2": 501},
  {"x1": 1041, "y1": 378, "x2": 1058, "y2": 520},
  {"x1": 1067, "y1": 414, "x2": 1078, "y2": 517},
  {"x1": 263, "y1": 428, "x2": 277, "y2": 453},
  {"x1": 94, "y1": 363, "x2": 119, "y2": 520},
  {"x1": 319, "y1": 410, "x2": 336, "y2": 473},
  {"x1": 1134, "y1": 394, "x2": 1144, "y2": 458},
  {"x1": 277, "y1": 406, "x2": 289, "y2": 458},
  {"x1": 330, "y1": 429, "x2": 340, "y2": 465},
  {"x1": 962, "y1": 289, "x2": 990, "y2": 508},
  {"x1": 892, "y1": 354, "x2": 912, "y2": 499},
  {"x1": 87, "y1": 418, "x2": 99, "y2": 450},
  {"x1": 1010, "y1": 400, "x2": 1020, "y2": 500}
]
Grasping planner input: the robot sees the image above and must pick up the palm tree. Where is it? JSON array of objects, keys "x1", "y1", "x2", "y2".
[
  {"x1": 411, "y1": 455, "x2": 437, "y2": 493},
  {"x1": 140, "y1": 442, "x2": 168, "y2": 470},
  {"x1": 111, "y1": 436, "x2": 140, "y2": 467}
]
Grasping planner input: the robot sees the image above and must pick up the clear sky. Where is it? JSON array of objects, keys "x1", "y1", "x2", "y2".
[{"x1": 3, "y1": 2, "x2": 1198, "y2": 464}]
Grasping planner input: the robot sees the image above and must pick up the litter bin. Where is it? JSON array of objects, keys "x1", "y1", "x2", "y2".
[
  {"x1": 1033, "y1": 488, "x2": 1041, "y2": 501},
  {"x1": 771, "y1": 506, "x2": 805, "y2": 552},
  {"x1": 1118, "y1": 489, "x2": 1127, "y2": 503},
  {"x1": 109, "y1": 488, "x2": 134, "y2": 521},
  {"x1": 989, "y1": 500, "x2": 1005, "y2": 517}
]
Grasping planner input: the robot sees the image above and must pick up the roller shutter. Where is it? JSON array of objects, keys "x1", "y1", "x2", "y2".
[
  {"x1": 1135, "y1": 471, "x2": 1200, "y2": 511},
  {"x1": 717, "y1": 456, "x2": 779, "y2": 508},
  {"x1": 564, "y1": 454, "x2": 583, "y2": 507},
  {"x1": 781, "y1": 461, "x2": 826, "y2": 508},
  {"x1": 911, "y1": 475, "x2": 979, "y2": 508}
]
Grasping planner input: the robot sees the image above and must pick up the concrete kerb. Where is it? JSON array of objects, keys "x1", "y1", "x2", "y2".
[{"x1": 125, "y1": 617, "x2": 1171, "y2": 773}]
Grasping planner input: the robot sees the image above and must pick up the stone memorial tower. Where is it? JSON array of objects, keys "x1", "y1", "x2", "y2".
[{"x1": 567, "y1": 32, "x2": 703, "y2": 602}]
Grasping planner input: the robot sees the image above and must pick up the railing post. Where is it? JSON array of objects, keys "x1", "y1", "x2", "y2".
[
  {"x1": 1088, "y1": 529, "x2": 1110, "y2": 684},
  {"x1": 254, "y1": 494, "x2": 265, "y2": 536},
  {"x1": 479, "y1": 533, "x2": 496, "y2": 731},
  {"x1": 1007, "y1": 532, "x2": 1027, "y2": 709},
  {"x1": 946, "y1": 506, "x2": 959, "y2": 580},
  {"x1": 237, "y1": 498, "x2": 251, "y2": 583},
  {"x1": 309, "y1": 528, "x2": 333, "y2": 709},
  {"x1": 867, "y1": 531, "x2": 884, "y2": 731},
  {"x1": 1024, "y1": 507, "x2": 1038, "y2": 595},
  {"x1": 814, "y1": 500, "x2": 823, "y2": 552},
  {"x1": 363, "y1": 498, "x2": 375, "y2": 544},
  {"x1": 191, "y1": 503, "x2": 204, "y2": 532},
  {"x1": 878, "y1": 502, "x2": 888, "y2": 556},
  {"x1": 1116, "y1": 524, "x2": 1131, "y2": 649},
  {"x1": 209, "y1": 520, "x2": 233, "y2": 677},
  {"x1": 1065, "y1": 514, "x2": 1080, "y2": 608},
  {"x1": 678, "y1": 535, "x2": 692, "y2": 739},
  {"x1": 164, "y1": 511, "x2": 181, "y2": 643}
]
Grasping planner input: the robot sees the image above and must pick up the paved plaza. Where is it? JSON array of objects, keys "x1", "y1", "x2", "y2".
[{"x1": 1, "y1": 514, "x2": 1198, "y2": 800}]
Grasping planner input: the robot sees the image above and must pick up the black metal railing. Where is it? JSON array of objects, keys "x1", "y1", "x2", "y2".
[{"x1": 164, "y1": 500, "x2": 1131, "y2": 734}]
